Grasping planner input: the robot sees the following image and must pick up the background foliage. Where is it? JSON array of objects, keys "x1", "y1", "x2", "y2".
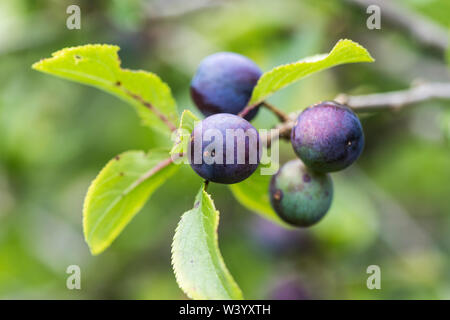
[{"x1": 0, "y1": 0, "x2": 449, "y2": 299}]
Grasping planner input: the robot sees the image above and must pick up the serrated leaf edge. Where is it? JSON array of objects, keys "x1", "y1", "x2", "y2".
[
  {"x1": 249, "y1": 39, "x2": 375, "y2": 105},
  {"x1": 170, "y1": 109, "x2": 200, "y2": 156},
  {"x1": 83, "y1": 150, "x2": 174, "y2": 255},
  {"x1": 171, "y1": 184, "x2": 243, "y2": 300},
  {"x1": 32, "y1": 44, "x2": 178, "y2": 132}
]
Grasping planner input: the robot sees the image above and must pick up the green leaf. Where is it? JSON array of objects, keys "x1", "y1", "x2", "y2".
[
  {"x1": 446, "y1": 43, "x2": 450, "y2": 67},
  {"x1": 249, "y1": 39, "x2": 375, "y2": 105},
  {"x1": 172, "y1": 184, "x2": 243, "y2": 300},
  {"x1": 229, "y1": 168, "x2": 288, "y2": 227},
  {"x1": 32, "y1": 44, "x2": 178, "y2": 134},
  {"x1": 83, "y1": 150, "x2": 178, "y2": 255},
  {"x1": 170, "y1": 109, "x2": 200, "y2": 157}
]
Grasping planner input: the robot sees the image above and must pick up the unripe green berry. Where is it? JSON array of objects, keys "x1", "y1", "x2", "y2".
[{"x1": 269, "y1": 159, "x2": 333, "y2": 227}]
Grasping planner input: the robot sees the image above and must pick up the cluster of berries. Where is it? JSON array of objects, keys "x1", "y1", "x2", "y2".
[{"x1": 188, "y1": 52, "x2": 364, "y2": 227}]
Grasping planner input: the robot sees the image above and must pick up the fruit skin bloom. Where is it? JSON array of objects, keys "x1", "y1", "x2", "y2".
[
  {"x1": 190, "y1": 52, "x2": 262, "y2": 121},
  {"x1": 189, "y1": 113, "x2": 261, "y2": 184},
  {"x1": 270, "y1": 159, "x2": 333, "y2": 227},
  {"x1": 291, "y1": 101, "x2": 364, "y2": 173}
]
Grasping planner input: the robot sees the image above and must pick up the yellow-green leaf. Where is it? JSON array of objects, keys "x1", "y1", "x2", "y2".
[
  {"x1": 172, "y1": 183, "x2": 243, "y2": 300},
  {"x1": 84, "y1": 150, "x2": 178, "y2": 255},
  {"x1": 32, "y1": 44, "x2": 178, "y2": 134},
  {"x1": 229, "y1": 168, "x2": 288, "y2": 227},
  {"x1": 249, "y1": 39, "x2": 374, "y2": 105},
  {"x1": 170, "y1": 109, "x2": 200, "y2": 157}
]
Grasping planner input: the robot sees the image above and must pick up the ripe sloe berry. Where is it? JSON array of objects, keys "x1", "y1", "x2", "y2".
[
  {"x1": 269, "y1": 159, "x2": 333, "y2": 227},
  {"x1": 291, "y1": 101, "x2": 364, "y2": 173},
  {"x1": 190, "y1": 52, "x2": 262, "y2": 121},
  {"x1": 189, "y1": 113, "x2": 260, "y2": 184}
]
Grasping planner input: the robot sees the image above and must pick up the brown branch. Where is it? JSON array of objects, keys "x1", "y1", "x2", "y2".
[
  {"x1": 336, "y1": 82, "x2": 450, "y2": 112},
  {"x1": 237, "y1": 102, "x2": 260, "y2": 119},
  {"x1": 238, "y1": 101, "x2": 292, "y2": 147},
  {"x1": 262, "y1": 102, "x2": 290, "y2": 122},
  {"x1": 238, "y1": 101, "x2": 290, "y2": 122},
  {"x1": 263, "y1": 82, "x2": 450, "y2": 146},
  {"x1": 262, "y1": 114, "x2": 296, "y2": 148},
  {"x1": 346, "y1": 0, "x2": 449, "y2": 52}
]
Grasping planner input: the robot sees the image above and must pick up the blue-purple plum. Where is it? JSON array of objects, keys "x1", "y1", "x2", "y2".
[
  {"x1": 249, "y1": 216, "x2": 311, "y2": 255},
  {"x1": 269, "y1": 159, "x2": 333, "y2": 227},
  {"x1": 190, "y1": 52, "x2": 262, "y2": 121},
  {"x1": 268, "y1": 278, "x2": 311, "y2": 300},
  {"x1": 189, "y1": 113, "x2": 260, "y2": 184},
  {"x1": 291, "y1": 101, "x2": 364, "y2": 172}
]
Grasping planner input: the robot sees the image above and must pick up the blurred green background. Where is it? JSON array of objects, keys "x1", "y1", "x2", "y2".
[{"x1": 0, "y1": 0, "x2": 449, "y2": 299}]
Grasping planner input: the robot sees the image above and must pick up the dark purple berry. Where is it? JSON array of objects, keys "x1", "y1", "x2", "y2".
[
  {"x1": 269, "y1": 159, "x2": 333, "y2": 227},
  {"x1": 291, "y1": 101, "x2": 364, "y2": 173},
  {"x1": 189, "y1": 113, "x2": 260, "y2": 184},
  {"x1": 190, "y1": 52, "x2": 262, "y2": 121}
]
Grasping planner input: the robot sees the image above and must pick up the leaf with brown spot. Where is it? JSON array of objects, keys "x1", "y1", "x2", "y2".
[
  {"x1": 84, "y1": 150, "x2": 178, "y2": 255},
  {"x1": 32, "y1": 44, "x2": 178, "y2": 135}
]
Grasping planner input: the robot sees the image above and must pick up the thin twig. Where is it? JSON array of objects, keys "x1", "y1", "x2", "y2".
[
  {"x1": 264, "y1": 116, "x2": 296, "y2": 148},
  {"x1": 262, "y1": 102, "x2": 290, "y2": 122},
  {"x1": 237, "y1": 102, "x2": 260, "y2": 119},
  {"x1": 238, "y1": 101, "x2": 293, "y2": 147},
  {"x1": 336, "y1": 82, "x2": 450, "y2": 112},
  {"x1": 346, "y1": 0, "x2": 449, "y2": 52},
  {"x1": 264, "y1": 82, "x2": 450, "y2": 146},
  {"x1": 238, "y1": 101, "x2": 290, "y2": 122}
]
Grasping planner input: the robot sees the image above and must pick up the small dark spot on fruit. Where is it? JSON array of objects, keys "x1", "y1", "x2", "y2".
[
  {"x1": 74, "y1": 55, "x2": 82, "y2": 60},
  {"x1": 115, "y1": 81, "x2": 121, "y2": 86},
  {"x1": 303, "y1": 174, "x2": 311, "y2": 183},
  {"x1": 115, "y1": 155, "x2": 120, "y2": 160},
  {"x1": 274, "y1": 189, "x2": 283, "y2": 201},
  {"x1": 119, "y1": 172, "x2": 124, "y2": 176}
]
